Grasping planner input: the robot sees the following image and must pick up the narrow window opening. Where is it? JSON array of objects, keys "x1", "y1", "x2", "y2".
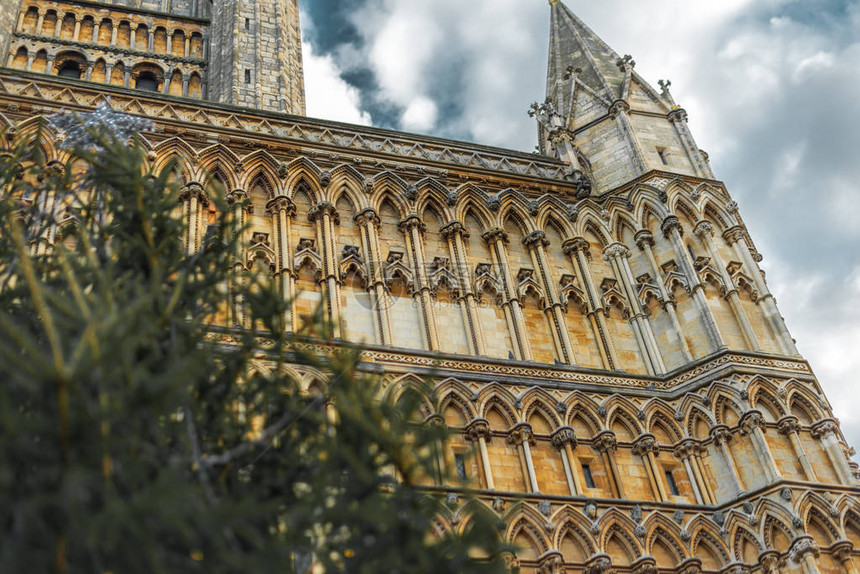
[
  {"x1": 57, "y1": 61, "x2": 82, "y2": 79},
  {"x1": 582, "y1": 464, "x2": 596, "y2": 489},
  {"x1": 687, "y1": 244, "x2": 695, "y2": 261},
  {"x1": 665, "y1": 470, "x2": 680, "y2": 496},
  {"x1": 657, "y1": 148, "x2": 668, "y2": 166},
  {"x1": 244, "y1": 69, "x2": 251, "y2": 84},
  {"x1": 454, "y1": 453, "x2": 467, "y2": 481},
  {"x1": 135, "y1": 72, "x2": 158, "y2": 92},
  {"x1": 244, "y1": 18, "x2": 250, "y2": 30}
]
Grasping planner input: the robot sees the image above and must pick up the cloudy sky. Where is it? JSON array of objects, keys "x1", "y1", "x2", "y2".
[{"x1": 299, "y1": 0, "x2": 860, "y2": 452}]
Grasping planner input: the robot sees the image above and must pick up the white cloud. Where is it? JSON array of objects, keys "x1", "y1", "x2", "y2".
[
  {"x1": 302, "y1": 42, "x2": 372, "y2": 126},
  {"x1": 400, "y1": 96, "x2": 437, "y2": 132}
]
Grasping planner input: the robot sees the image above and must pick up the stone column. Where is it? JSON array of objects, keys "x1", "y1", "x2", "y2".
[
  {"x1": 166, "y1": 32, "x2": 173, "y2": 55},
  {"x1": 227, "y1": 189, "x2": 250, "y2": 327},
  {"x1": 441, "y1": 221, "x2": 486, "y2": 355},
  {"x1": 184, "y1": 36, "x2": 191, "y2": 58},
  {"x1": 592, "y1": 430, "x2": 623, "y2": 498},
  {"x1": 123, "y1": 69, "x2": 131, "y2": 88},
  {"x1": 308, "y1": 201, "x2": 343, "y2": 339},
  {"x1": 163, "y1": 70, "x2": 172, "y2": 93},
  {"x1": 710, "y1": 425, "x2": 745, "y2": 497},
  {"x1": 465, "y1": 418, "x2": 495, "y2": 490},
  {"x1": 45, "y1": 55, "x2": 55, "y2": 75},
  {"x1": 673, "y1": 440, "x2": 711, "y2": 504},
  {"x1": 110, "y1": 23, "x2": 118, "y2": 45},
  {"x1": 738, "y1": 411, "x2": 780, "y2": 483},
  {"x1": 603, "y1": 242, "x2": 666, "y2": 375},
  {"x1": 91, "y1": 22, "x2": 99, "y2": 43},
  {"x1": 524, "y1": 230, "x2": 576, "y2": 364},
  {"x1": 662, "y1": 216, "x2": 724, "y2": 352},
  {"x1": 759, "y1": 550, "x2": 781, "y2": 574},
  {"x1": 54, "y1": 16, "x2": 62, "y2": 37},
  {"x1": 551, "y1": 426, "x2": 581, "y2": 495},
  {"x1": 777, "y1": 415, "x2": 815, "y2": 481},
  {"x1": 354, "y1": 208, "x2": 392, "y2": 346},
  {"x1": 562, "y1": 237, "x2": 619, "y2": 370},
  {"x1": 16, "y1": 10, "x2": 26, "y2": 33},
  {"x1": 832, "y1": 541, "x2": 858, "y2": 574},
  {"x1": 482, "y1": 227, "x2": 533, "y2": 361},
  {"x1": 36, "y1": 13, "x2": 45, "y2": 36},
  {"x1": 266, "y1": 196, "x2": 297, "y2": 333},
  {"x1": 129, "y1": 24, "x2": 137, "y2": 50},
  {"x1": 789, "y1": 536, "x2": 821, "y2": 574},
  {"x1": 148, "y1": 30, "x2": 154, "y2": 52},
  {"x1": 73, "y1": 17, "x2": 81, "y2": 42},
  {"x1": 724, "y1": 225, "x2": 798, "y2": 355},
  {"x1": 179, "y1": 183, "x2": 207, "y2": 254},
  {"x1": 508, "y1": 423, "x2": 539, "y2": 493},
  {"x1": 695, "y1": 220, "x2": 759, "y2": 351},
  {"x1": 182, "y1": 74, "x2": 190, "y2": 97},
  {"x1": 25, "y1": 53, "x2": 34, "y2": 71},
  {"x1": 811, "y1": 419, "x2": 855, "y2": 485},
  {"x1": 84, "y1": 61, "x2": 93, "y2": 81},
  {"x1": 400, "y1": 214, "x2": 440, "y2": 351},
  {"x1": 668, "y1": 107, "x2": 715, "y2": 179},
  {"x1": 104, "y1": 63, "x2": 114, "y2": 84},
  {"x1": 632, "y1": 433, "x2": 668, "y2": 501},
  {"x1": 635, "y1": 229, "x2": 693, "y2": 362}
]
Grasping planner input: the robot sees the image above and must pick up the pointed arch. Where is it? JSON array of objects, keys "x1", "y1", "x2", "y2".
[
  {"x1": 507, "y1": 509, "x2": 551, "y2": 562},
  {"x1": 238, "y1": 149, "x2": 282, "y2": 194},
  {"x1": 476, "y1": 383, "x2": 519, "y2": 427},
  {"x1": 563, "y1": 392, "x2": 604, "y2": 437},
  {"x1": 454, "y1": 183, "x2": 494, "y2": 227},
  {"x1": 414, "y1": 177, "x2": 453, "y2": 221},
  {"x1": 552, "y1": 507, "x2": 598, "y2": 562},
  {"x1": 521, "y1": 387, "x2": 563, "y2": 432},
  {"x1": 196, "y1": 143, "x2": 241, "y2": 190}
]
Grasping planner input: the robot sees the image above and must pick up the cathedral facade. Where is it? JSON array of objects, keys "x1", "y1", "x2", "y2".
[{"x1": 1, "y1": 0, "x2": 859, "y2": 572}]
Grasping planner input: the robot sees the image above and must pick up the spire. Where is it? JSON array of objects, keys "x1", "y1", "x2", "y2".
[{"x1": 546, "y1": 0, "x2": 627, "y2": 115}]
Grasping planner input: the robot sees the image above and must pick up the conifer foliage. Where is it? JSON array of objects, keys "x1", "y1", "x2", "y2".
[{"x1": 0, "y1": 123, "x2": 511, "y2": 573}]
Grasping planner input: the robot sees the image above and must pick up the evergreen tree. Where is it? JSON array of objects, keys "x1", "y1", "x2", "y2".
[{"x1": 0, "y1": 115, "x2": 512, "y2": 573}]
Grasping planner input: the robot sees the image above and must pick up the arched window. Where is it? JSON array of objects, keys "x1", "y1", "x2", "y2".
[
  {"x1": 55, "y1": 52, "x2": 87, "y2": 79},
  {"x1": 135, "y1": 72, "x2": 158, "y2": 91},
  {"x1": 131, "y1": 63, "x2": 164, "y2": 92}
]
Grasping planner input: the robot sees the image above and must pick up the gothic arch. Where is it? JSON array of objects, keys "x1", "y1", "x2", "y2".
[
  {"x1": 238, "y1": 149, "x2": 282, "y2": 194},
  {"x1": 197, "y1": 143, "x2": 241, "y2": 190},
  {"x1": 454, "y1": 184, "x2": 494, "y2": 227},
  {"x1": 520, "y1": 387, "x2": 564, "y2": 431}
]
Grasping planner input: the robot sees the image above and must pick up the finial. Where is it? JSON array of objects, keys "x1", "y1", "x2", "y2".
[
  {"x1": 658, "y1": 79, "x2": 677, "y2": 106},
  {"x1": 549, "y1": 0, "x2": 560, "y2": 5},
  {"x1": 616, "y1": 54, "x2": 636, "y2": 72}
]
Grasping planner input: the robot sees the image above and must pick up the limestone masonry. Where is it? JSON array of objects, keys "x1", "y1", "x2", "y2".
[{"x1": 1, "y1": 0, "x2": 858, "y2": 572}]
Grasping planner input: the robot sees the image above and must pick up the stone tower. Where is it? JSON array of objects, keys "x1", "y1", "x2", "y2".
[
  {"x1": 1, "y1": 0, "x2": 858, "y2": 571},
  {"x1": 0, "y1": 0, "x2": 305, "y2": 114},
  {"x1": 208, "y1": 0, "x2": 305, "y2": 114}
]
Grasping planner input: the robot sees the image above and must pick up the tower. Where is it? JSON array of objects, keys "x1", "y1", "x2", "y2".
[
  {"x1": 0, "y1": 0, "x2": 857, "y2": 571},
  {"x1": 540, "y1": 0, "x2": 713, "y2": 191},
  {"x1": 1, "y1": 0, "x2": 305, "y2": 113}
]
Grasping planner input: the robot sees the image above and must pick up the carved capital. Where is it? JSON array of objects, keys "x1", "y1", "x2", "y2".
[
  {"x1": 398, "y1": 213, "x2": 425, "y2": 234},
  {"x1": 738, "y1": 410, "x2": 766, "y2": 436},
  {"x1": 788, "y1": 536, "x2": 819, "y2": 563},
  {"x1": 353, "y1": 207, "x2": 380, "y2": 227},
  {"x1": 562, "y1": 237, "x2": 591, "y2": 259},
  {"x1": 677, "y1": 557, "x2": 703, "y2": 574},
  {"x1": 464, "y1": 418, "x2": 492, "y2": 444},
  {"x1": 709, "y1": 424, "x2": 733, "y2": 445},
  {"x1": 481, "y1": 227, "x2": 509, "y2": 245},
  {"x1": 609, "y1": 99, "x2": 631, "y2": 119},
  {"x1": 537, "y1": 550, "x2": 564, "y2": 574},
  {"x1": 551, "y1": 426, "x2": 578, "y2": 450},
  {"x1": 661, "y1": 215, "x2": 683, "y2": 239},
  {"x1": 777, "y1": 415, "x2": 801, "y2": 436},
  {"x1": 592, "y1": 430, "x2": 618, "y2": 453},
  {"x1": 602, "y1": 242, "x2": 631, "y2": 262},
  {"x1": 179, "y1": 182, "x2": 209, "y2": 206},
  {"x1": 757, "y1": 550, "x2": 781, "y2": 573},
  {"x1": 634, "y1": 229, "x2": 655, "y2": 250},
  {"x1": 584, "y1": 554, "x2": 613, "y2": 574},
  {"x1": 226, "y1": 188, "x2": 248, "y2": 205},
  {"x1": 831, "y1": 540, "x2": 855, "y2": 563},
  {"x1": 523, "y1": 230, "x2": 550, "y2": 249},
  {"x1": 266, "y1": 195, "x2": 296, "y2": 217},
  {"x1": 632, "y1": 433, "x2": 660, "y2": 457},
  {"x1": 308, "y1": 201, "x2": 339, "y2": 223},
  {"x1": 811, "y1": 418, "x2": 839, "y2": 440},
  {"x1": 722, "y1": 225, "x2": 747, "y2": 245},
  {"x1": 506, "y1": 422, "x2": 535, "y2": 447},
  {"x1": 673, "y1": 439, "x2": 701, "y2": 460},
  {"x1": 693, "y1": 220, "x2": 715, "y2": 239},
  {"x1": 439, "y1": 220, "x2": 466, "y2": 240},
  {"x1": 668, "y1": 107, "x2": 688, "y2": 123},
  {"x1": 630, "y1": 556, "x2": 657, "y2": 574}
]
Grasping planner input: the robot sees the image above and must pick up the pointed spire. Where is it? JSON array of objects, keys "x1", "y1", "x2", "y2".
[{"x1": 546, "y1": 0, "x2": 627, "y2": 115}]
